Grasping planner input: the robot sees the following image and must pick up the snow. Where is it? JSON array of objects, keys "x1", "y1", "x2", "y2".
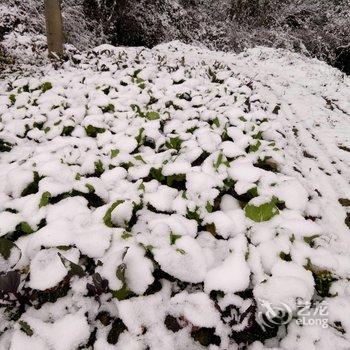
[
  {"x1": 28, "y1": 248, "x2": 68, "y2": 291},
  {"x1": 0, "y1": 41, "x2": 349, "y2": 349},
  {"x1": 205, "y1": 234, "x2": 250, "y2": 294}
]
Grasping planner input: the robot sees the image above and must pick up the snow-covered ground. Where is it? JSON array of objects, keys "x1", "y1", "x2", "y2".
[{"x1": 0, "y1": 42, "x2": 349, "y2": 349}]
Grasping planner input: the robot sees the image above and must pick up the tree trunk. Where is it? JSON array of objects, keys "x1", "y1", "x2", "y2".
[{"x1": 44, "y1": 0, "x2": 64, "y2": 57}]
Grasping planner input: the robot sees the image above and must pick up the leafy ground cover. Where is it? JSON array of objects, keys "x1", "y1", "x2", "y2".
[{"x1": 0, "y1": 42, "x2": 349, "y2": 349}]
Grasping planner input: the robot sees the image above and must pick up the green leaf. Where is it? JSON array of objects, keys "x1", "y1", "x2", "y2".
[
  {"x1": 249, "y1": 140, "x2": 261, "y2": 153},
  {"x1": 245, "y1": 198, "x2": 279, "y2": 222},
  {"x1": 252, "y1": 131, "x2": 263, "y2": 140},
  {"x1": 68, "y1": 261, "x2": 86, "y2": 278},
  {"x1": 21, "y1": 171, "x2": 43, "y2": 197},
  {"x1": 138, "y1": 182, "x2": 145, "y2": 191},
  {"x1": 94, "y1": 160, "x2": 105, "y2": 176},
  {"x1": 103, "y1": 200, "x2": 125, "y2": 227},
  {"x1": 205, "y1": 201, "x2": 213, "y2": 213},
  {"x1": 134, "y1": 155, "x2": 147, "y2": 164},
  {"x1": 135, "y1": 127, "x2": 145, "y2": 146},
  {"x1": 170, "y1": 232, "x2": 181, "y2": 245},
  {"x1": 85, "y1": 184, "x2": 95, "y2": 193},
  {"x1": 9, "y1": 94, "x2": 16, "y2": 104},
  {"x1": 165, "y1": 137, "x2": 183, "y2": 151},
  {"x1": 303, "y1": 235, "x2": 320, "y2": 247},
  {"x1": 111, "y1": 149, "x2": 120, "y2": 159},
  {"x1": 20, "y1": 222, "x2": 34, "y2": 234},
  {"x1": 166, "y1": 174, "x2": 186, "y2": 187},
  {"x1": 114, "y1": 263, "x2": 133, "y2": 300},
  {"x1": 41, "y1": 82, "x2": 52, "y2": 93},
  {"x1": 19, "y1": 321, "x2": 33, "y2": 336},
  {"x1": 213, "y1": 153, "x2": 229, "y2": 171},
  {"x1": 131, "y1": 104, "x2": 145, "y2": 118},
  {"x1": 186, "y1": 208, "x2": 201, "y2": 223},
  {"x1": 212, "y1": 117, "x2": 220, "y2": 127},
  {"x1": 149, "y1": 167, "x2": 165, "y2": 182},
  {"x1": 39, "y1": 191, "x2": 51, "y2": 208},
  {"x1": 121, "y1": 231, "x2": 132, "y2": 240},
  {"x1": 61, "y1": 125, "x2": 74, "y2": 136},
  {"x1": 246, "y1": 187, "x2": 259, "y2": 199},
  {"x1": 146, "y1": 111, "x2": 160, "y2": 120},
  {"x1": 101, "y1": 104, "x2": 115, "y2": 113},
  {"x1": 85, "y1": 125, "x2": 106, "y2": 138},
  {"x1": 0, "y1": 238, "x2": 18, "y2": 260}
]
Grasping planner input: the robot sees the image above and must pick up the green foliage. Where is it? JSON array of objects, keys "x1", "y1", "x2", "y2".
[
  {"x1": 41, "y1": 82, "x2": 52, "y2": 93},
  {"x1": 111, "y1": 149, "x2": 120, "y2": 158},
  {"x1": 131, "y1": 104, "x2": 145, "y2": 118},
  {"x1": 113, "y1": 263, "x2": 133, "y2": 300},
  {"x1": 252, "y1": 131, "x2": 263, "y2": 140},
  {"x1": 39, "y1": 191, "x2": 51, "y2": 208},
  {"x1": 101, "y1": 104, "x2": 115, "y2": 113},
  {"x1": 205, "y1": 201, "x2": 213, "y2": 213},
  {"x1": 103, "y1": 200, "x2": 125, "y2": 227},
  {"x1": 19, "y1": 321, "x2": 34, "y2": 336},
  {"x1": 212, "y1": 117, "x2": 220, "y2": 127},
  {"x1": 279, "y1": 251, "x2": 292, "y2": 261},
  {"x1": 245, "y1": 197, "x2": 279, "y2": 222},
  {"x1": 149, "y1": 167, "x2": 165, "y2": 182},
  {"x1": 166, "y1": 174, "x2": 186, "y2": 187},
  {"x1": 146, "y1": 111, "x2": 160, "y2": 120},
  {"x1": 94, "y1": 160, "x2": 105, "y2": 176},
  {"x1": 19, "y1": 222, "x2": 34, "y2": 234},
  {"x1": 9, "y1": 94, "x2": 16, "y2": 105},
  {"x1": 85, "y1": 184, "x2": 95, "y2": 193},
  {"x1": 135, "y1": 127, "x2": 145, "y2": 146},
  {"x1": 170, "y1": 232, "x2": 181, "y2": 245},
  {"x1": 21, "y1": 172, "x2": 43, "y2": 197},
  {"x1": 121, "y1": 231, "x2": 132, "y2": 240},
  {"x1": 134, "y1": 155, "x2": 147, "y2": 164},
  {"x1": 85, "y1": 125, "x2": 106, "y2": 137},
  {"x1": 303, "y1": 235, "x2": 320, "y2": 248},
  {"x1": 165, "y1": 136, "x2": 183, "y2": 151},
  {"x1": 214, "y1": 153, "x2": 229, "y2": 170},
  {"x1": 249, "y1": 140, "x2": 262, "y2": 153},
  {"x1": 186, "y1": 208, "x2": 201, "y2": 223},
  {"x1": 0, "y1": 238, "x2": 18, "y2": 260},
  {"x1": 61, "y1": 125, "x2": 75, "y2": 136}
]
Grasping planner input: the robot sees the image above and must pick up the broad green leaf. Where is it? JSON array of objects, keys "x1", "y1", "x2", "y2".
[
  {"x1": 20, "y1": 222, "x2": 34, "y2": 234},
  {"x1": 146, "y1": 111, "x2": 160, "y2": 120},
  {"x1": 41, "y1": 82, "x2": 52, "y2": 93},
  {"x1": 245, "y1": 198, "x2": 279, "y2": 222},
  {"x1": 111, "y1": 149, "x2": 120, "y2": 159},
  {"x1": 39, "y1": 191, "x2": 51, "y2": 208}
]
